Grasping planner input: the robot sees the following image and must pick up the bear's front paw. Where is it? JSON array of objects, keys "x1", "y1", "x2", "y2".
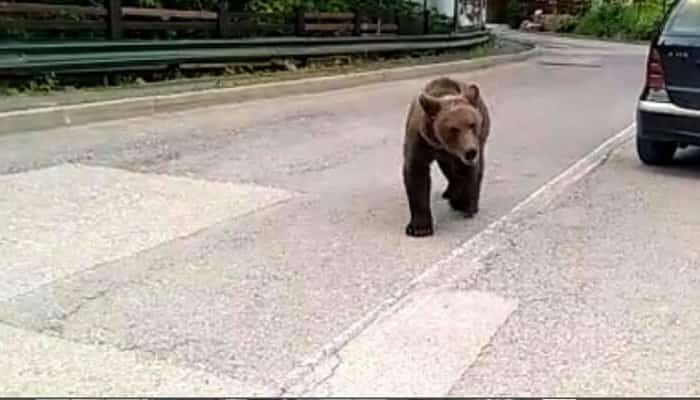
[
  {"x1": 464, "y1": 203, "x2": 479, "y2": 218},
  {"x1": 405, "y1": 221, "x2": 434, "y2": 237},
  {"x1": 448, "y1": 197, "x2": 469, "y2": 213},
  {"x1": 442, "y1": 185, "x2": 456, "y2": 200}
]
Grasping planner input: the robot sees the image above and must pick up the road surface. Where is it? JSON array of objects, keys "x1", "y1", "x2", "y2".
[{"x1": 4, "y1": 33, "x2": 694, "y2": 396}]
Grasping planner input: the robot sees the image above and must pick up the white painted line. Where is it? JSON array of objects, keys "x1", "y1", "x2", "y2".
[
  {"x1": 0, "y1": 164, "x2": 294, "y2": 302},
  {"x1": 307, "y1": 289, "x2": 517, "y2": 397},
  {"x1": 281, "y1": 123, "x2": 635, "y2": 395}
]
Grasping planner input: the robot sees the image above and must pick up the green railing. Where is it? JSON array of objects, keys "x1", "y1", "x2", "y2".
[
  {"x1": 0, "y1": 30, "x2": 491, "y2": 75},
  {"x1": 0, "y1": 0, "x2": 489, "y2": 76}
]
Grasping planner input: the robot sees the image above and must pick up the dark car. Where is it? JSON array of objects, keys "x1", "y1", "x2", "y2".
[{"x1": 637, "y1": 0, "x2": 700, "y2": 165}]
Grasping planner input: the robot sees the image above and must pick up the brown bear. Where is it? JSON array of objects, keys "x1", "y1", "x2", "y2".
[{"x1": 402, "y1": 76, "x2": 491, "y2": 237}]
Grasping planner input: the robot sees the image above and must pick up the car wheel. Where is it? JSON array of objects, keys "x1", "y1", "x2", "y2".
[{"x1": 636, "y1": 137, "x2": 677, "y2": 165}]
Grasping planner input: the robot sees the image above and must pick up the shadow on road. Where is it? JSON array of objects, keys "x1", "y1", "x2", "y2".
[{"x1": 641, "y1": 147, "x2": 700, "y2": 180}]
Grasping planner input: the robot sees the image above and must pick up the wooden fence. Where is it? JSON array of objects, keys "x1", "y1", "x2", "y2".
[
  {"x1": 0, "y1": 0, "x2": 433, "y2": 40},
  {"x1": 525, "y1": 0, "x2": 592, "y2": 15}
]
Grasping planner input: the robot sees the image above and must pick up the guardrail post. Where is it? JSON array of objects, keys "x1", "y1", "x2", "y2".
[
  {"x1": 353, "y1": 9, "x2": 363, "y2": 36},
  {"x1": 106, "y1": 0, "x2": 123, "y2": 39},
  {"x1": 423, "y1": 8, "x2": 430, "y2": 34},
  {"x1": 386, "y1": 8, "x2": 396, "y2": 34},
  {"x1": 217, "y1": 0, "x2": 230, "y2": 38},
  {"x1": 452, "y1": 0, "x2": 459, "y2": 33},
  {"x1": 294, "y1": 7, "x2": 305, "y2": 36}
]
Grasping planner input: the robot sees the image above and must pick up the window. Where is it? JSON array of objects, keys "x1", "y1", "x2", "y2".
[{"x1": 666, "y1": 0, "x2": 700, "y2": 35}]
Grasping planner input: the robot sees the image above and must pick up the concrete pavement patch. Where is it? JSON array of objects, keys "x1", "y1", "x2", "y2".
[
  {"x1": 496, "y1": 29, "x2": 648, "y2": 55},
  {"x1": 0, "y1": 47, "x2": 538, "y2": 136},
  {"x1": 538, "y1": 56, "x2": 603, "y2": 68},
  {"x1": 303, "y1": 289, "x2": 517, "y2": 396},
  {"x1": 0, "y1": 164, "x2": 294, "y2": 301},
  {"x1": 0, "y1": 323, "x2": 271, "y2": 396}
]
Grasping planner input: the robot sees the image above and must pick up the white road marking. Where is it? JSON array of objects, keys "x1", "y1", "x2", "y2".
[
  {"x1": 0, "y1": 164, "x2": 294, "y2": 302},
  {"x1": 307, "y1": 289, "x2": 517, "y2": 397},
  {"x1": 0, "y1": 323, "x2": 271, "y2": 396}
]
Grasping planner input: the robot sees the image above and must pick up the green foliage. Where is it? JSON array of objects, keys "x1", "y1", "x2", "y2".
[
  {"x1": 575, "y1": 1, "x2": 628, "y2": 38},
  {"x1": 548, "y1": 15, "x2": 579, "y2": 33},
  {"x1": 119, "y1": 0, "x2": 218, "y2": 10},
  {"x1": 430, "y1": 11, "x2": 454, "y2": 34},
  {"x1": 5, "y1": 73, "x2": 62, "y2": 93},
  {"x1": 574, "y1": 0, "x2": 665, "y2": 40},
  {"x1": 628, "y1": 0, "x2": 666, "y2": 39},
  {"x1": 244, "y1": 0, "x2": 421, "y2": 14},
  {"x1": 0, "y1": 22, "x2": 30, "y2": 40}
]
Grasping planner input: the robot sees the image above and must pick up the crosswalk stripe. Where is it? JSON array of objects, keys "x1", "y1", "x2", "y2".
[{"x1": 301, "y1": 288, "x2": 517, "y2": 396}]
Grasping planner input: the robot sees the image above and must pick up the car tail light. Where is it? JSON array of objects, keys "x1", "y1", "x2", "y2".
[
  {"x1": 645, "y1": 47, "x2": 670, "y2": 102},
  {"x1": 647, "y1": 48, "x2": 665, "y2": 89}
]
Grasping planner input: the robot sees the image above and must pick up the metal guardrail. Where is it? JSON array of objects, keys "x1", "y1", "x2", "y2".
[{"x1": 0, "y1": 30, "x2": 490, "y2": 76}]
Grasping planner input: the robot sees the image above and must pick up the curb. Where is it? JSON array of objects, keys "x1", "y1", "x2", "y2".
[{"x1": 0, "y1": 45, "x2": 539, "y2": 136}]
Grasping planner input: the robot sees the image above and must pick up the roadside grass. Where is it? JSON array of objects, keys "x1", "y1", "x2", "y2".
[{"x1": 511, "y1": 0, "x2": 668, "y2": 45}]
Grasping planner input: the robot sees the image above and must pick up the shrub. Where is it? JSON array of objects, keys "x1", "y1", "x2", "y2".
[
  {"x1": 245, "y1": 0, "x2": 420, "y2": 14},
  {"x1": 628, "y1": 1, "x2": 665, "y2": 40},
  {"x1": 429, "y1": 11, "x2": 454, "y2": 33},
  {"x1": 543, "y1": 14, "x2": 579, "y2": 33},
  {"x1": 575, "y1": 0, "x2": 665, "y2": 40},
  {"x1": 575, "y1": 0, "x2": 626, "y2": 38}
]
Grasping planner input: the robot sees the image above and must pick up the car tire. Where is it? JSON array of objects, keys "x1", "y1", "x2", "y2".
[{"x1": 636, "y1": 136, "x2": 677, "y2": 165}]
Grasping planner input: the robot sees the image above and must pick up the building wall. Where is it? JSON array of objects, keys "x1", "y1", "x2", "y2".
[
  {"x1": 413, "y1": 0, "x2": 486, "y2": 26},
  {"x1": 412, "y1": 0, "x2": 452, "y2": 16},
  {"x1": 434, "y1": 0, "x2": 454, "y2": 15}
]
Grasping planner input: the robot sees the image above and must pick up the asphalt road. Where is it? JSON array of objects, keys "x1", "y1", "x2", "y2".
[
  {"x1": 450, "y1": 140, "x2": 700, "y2": 396},
  {"x1": 0, "y1": 33, "x2": 667, "y2": 396}
]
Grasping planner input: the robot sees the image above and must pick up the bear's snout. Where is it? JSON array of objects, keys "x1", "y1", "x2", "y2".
[{"x1": 463, "y1": 148, "x2": 478, "y2": 164}]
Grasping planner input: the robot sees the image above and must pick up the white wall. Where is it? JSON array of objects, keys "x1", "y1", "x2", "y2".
[
  {"x1": 432, "y1": 0, "x2": 454, "y2": 15},
  {"x1": 412, "y1": 0, "x2": 486, "y2": 26},
  {"x1": 411, "y1": 0, "x2": 453, "y2": 16}
]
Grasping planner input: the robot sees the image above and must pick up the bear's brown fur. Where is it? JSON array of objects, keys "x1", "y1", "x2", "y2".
[{"x1": 403, "y1": 76, "x2": 491, "y2": 237}]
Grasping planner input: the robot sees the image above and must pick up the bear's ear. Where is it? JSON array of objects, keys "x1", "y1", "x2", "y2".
[
  {"x1": 418, "y1": 93, "x2": 442, "y2": 117},
  {"x1": 463, "y1": 83, "x2": 480, "y2": 104}
]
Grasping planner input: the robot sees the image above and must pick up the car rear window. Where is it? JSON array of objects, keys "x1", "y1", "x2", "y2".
[{"x1": 665, "y1": 0, "x2": 700, "y2": 35}]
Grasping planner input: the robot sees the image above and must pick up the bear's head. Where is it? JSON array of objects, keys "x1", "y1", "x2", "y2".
[{"x1": 418, "y1": 84, "x2": 484, "y2": 166}]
